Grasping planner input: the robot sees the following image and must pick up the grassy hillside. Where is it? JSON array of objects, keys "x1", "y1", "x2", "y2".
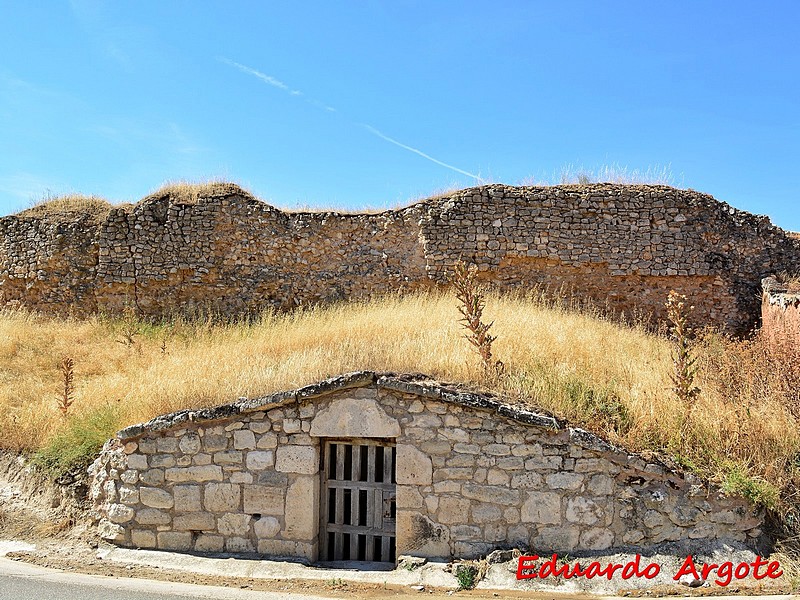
[{"x1": 0, "y1": 291, "x2": 797, "y2": 516}]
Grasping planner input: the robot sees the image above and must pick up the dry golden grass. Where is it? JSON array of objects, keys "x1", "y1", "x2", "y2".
[
  {"x1": 145, "y1": 179, "x2": 254, "y2": 205},
  {"x1": 18, "y1": 194, "x2": 114, "y2": 221},
  {"x1": 0, "y1": 291, "x2": 798, "y2": 513}
]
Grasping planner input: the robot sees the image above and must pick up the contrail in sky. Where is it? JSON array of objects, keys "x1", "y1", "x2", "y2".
[
  {"x1": 221, "y1": 57, "x2": 483, "y2": 182},
  {"x1": 361, "y1": 125, "x2": 484, "y2": 182},
  {"x1": 220, "y1": 58, "x2": 302, "y2": 96}
]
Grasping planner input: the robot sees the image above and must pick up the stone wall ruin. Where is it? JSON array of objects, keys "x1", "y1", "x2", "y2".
[{"x1": 2, "y1": 183, "x2": 800, "y2": 332}]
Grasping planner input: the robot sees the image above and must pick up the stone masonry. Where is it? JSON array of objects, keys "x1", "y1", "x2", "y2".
[
  {"x1": 3, "y1": 183, "x2": 799, "y2": 331},
  {"x1": 89, "y1": 372, "x2": 762, "y2": 562}
]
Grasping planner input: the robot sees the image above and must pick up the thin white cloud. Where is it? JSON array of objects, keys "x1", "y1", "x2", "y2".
[
  {"x1": 219, "y1": 58, "x2": 302, "y2": 96},
  {"x1": 221, "y1": 58, "x2": 482, "y2": 182},
  {"x1": 362, "y1": 125, "x2": 484, "y2": 182}
]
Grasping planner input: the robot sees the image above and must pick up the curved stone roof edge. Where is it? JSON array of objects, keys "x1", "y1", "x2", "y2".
[{"x1": 114, "y1": 370, "x2": 687, "y2": 484}]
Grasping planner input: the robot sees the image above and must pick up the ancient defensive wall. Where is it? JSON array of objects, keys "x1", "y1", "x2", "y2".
[{"x1": 2, "y1": 183, "x2": 799, "y2": 331}]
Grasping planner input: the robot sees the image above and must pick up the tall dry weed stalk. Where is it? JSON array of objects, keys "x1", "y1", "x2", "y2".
[
  {"x1": 666, "y1": 291, "x2": 700, "y2": 405},
  {"x1": 57, "y1": 357, "x2": 75, "y2": 416},
  {"x1": 451, "y1": 261, "x2": 504, "y2": 380}
]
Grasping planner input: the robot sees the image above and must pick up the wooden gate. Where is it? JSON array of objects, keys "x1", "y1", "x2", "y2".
[{"x1": 320, "y1": 439, "x2": 396, "y2": 564}]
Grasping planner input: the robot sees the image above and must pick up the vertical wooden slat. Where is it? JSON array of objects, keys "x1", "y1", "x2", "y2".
[
  {"x1": 334, "y1": 531, "x2": 343, "y2": 560},
  {"x1": 351, "y1": 444, "x2": 361, "y2": 481},
  {"x1": 374, "y1": 489, "x2": 383, "y2": 528},
  {"x1": 367, "y1": 445, "x2": 376, "y2": 483},
  {"x1": 365, "y1": 535, "x2": 374, "y2": 561},
  {"x1": 383, "y1": 444, "x2": 393, "y2": 484},
  {"x1": 335, "y1": 444, "x2": 345, "y2": 481},
  {"x1": 381, "y1": 534, "x2": 391, "y2": 562}
]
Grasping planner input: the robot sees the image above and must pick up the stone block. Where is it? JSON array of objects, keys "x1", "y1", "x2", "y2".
[
  {"x1": 174, "y1": 512, "x2": 215, "y2": 531},
  {"x1": 158, "y1": 531, "x2": 192, "y2": 551},
  {"x1": 203, "y1": 434, "x2": 229, "y2": 452},
  {"x1": 254, "y1": 516, "x2": 281, "y2": 538},
  {"x1": 98, "y1": 519, "x2": 126, "y2": 542},
  {"x1": 397, "y1": 485, "x2": 424, "y2": 509},
  {"x1": 511, "y1": 472, "x2": 543, "y2": 489},
  {"x1": 246, "y1": 450, "x2": 274, "y2": 470},
  {"x1": 179, "y1": 432, "x2": 202, "y2": 454},
  {"x1": 204, "y1": 483, "x2": 241, "y2": 512},
  {"x1": 140, "y1": 487, "x2": 174, "y2": 509},
  {"x1": 195, "y1": 534, "x2": 225, "y2": 552},
  {"x1": 131, "y1": 529, "x2": 157, "y2": 548},
  {"x1": 135, "y1": 508, "x2": 171, "y2": 525},
  {"x1": 165, "y1": 465, "x2": 223, "y2": 483},
  {"x1": 484, "y1": 443, "x2": 511, "y2": 456},
  {"x1": 149, "y1": 454, "x2": 176, "y2": 468},
  {"x1": 453, "y1": 443, "x2": 480, "y2": 454},
  {"x1": 218, "y1": 513, "x2": 253, "y2": 537},
  {"x1": 256, "y1": 433, "x2": 278, "y2": 449},
  {"x1": 545, "y1": 472, "x2": 584, "y2": 490},
  {"x1": 275, "y1": 446, "x2": 317, "y2": 474},
  {"x1": 213, "y1": 451, "x2": 243, "y2": 465},
  {"x1": 283, "y1": 476, "x2": 318, "y2": 540},
  {"x1": 580, "y1": 527, "x2": 614, "y2": 550},
  {"x1": 230, "y1": 472, "x2": 253, "y2": 484},
  {"x1": 156, "y1": 437, "x2": 179, "y2": 453},
  {"x1": 310, "y1": 397, "x2": 400, "y2": 438},
  {"x1": 257, "y1": 539, "x2": 314, "y2": 560},
  {"x1": 226, "y1": 537, "x2": 255, "y2": 553},
  {"x1": 119, "y1": 485, "x2": 139, "y2": 505},
  {"x1": 249, "y1": 420, "x2": 271, "y2": 434},
  {"x1": 283, "y1": 419, "x2": 301, "y2": 433},
  {"x1": 107, "y1": 503, "x2": 135, "y2": 524},
  {"x1": 437, "y1": 497, "x2": 471, "y2": 524},
  {"x1": 461, "y1": 483, "x2": 520, "y2": 505},
  {"x1": 139, "y1": 469, "x2": 165, "y2": 486},
  {"x1": 532, "y1": 526, "x2": 580, "y2": 552},
  {"x1": 127, "y1": 454, "x2": 148, "y2": 470},
  {"x1": 243, "y1": 485, "x2": 284, "y2": 515},
  {"x1": 174, "y1": 485, "x2": 202, "y2": 512},
  {"x1": 565, "y1": 497, "x2": 603, "y2": 525},
  {"x1": 521, "y1": 491, "x2": 561, "y2": 525},
  {"x1": 471, "y1": 503, "x2": 502, "y2": 523},
  {"x1": 138, "y1": 439, "x2": 157, "y2": 454},
  {"x1": 396, "y1": 445, "x2": 432, "y2": 485},
  {"x1": 233, "y1": 430, "x2": 256, "y2": 450},
  {"x1": 588, "y1": 474, "x2": 614, "y2": 495},
  {"x1": 487, "y1": 469, "x2": 510, "y2": 485}
]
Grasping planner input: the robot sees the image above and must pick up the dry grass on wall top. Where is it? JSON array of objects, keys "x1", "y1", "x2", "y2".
[
  {"x1": 0, "y1": 291, "x2": 798, "y2": 513},
  {"x1": 17, "y1": 193, "x2": 116, "y2": 221}
]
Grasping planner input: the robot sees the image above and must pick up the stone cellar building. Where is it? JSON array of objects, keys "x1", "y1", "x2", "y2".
[{"x1": 90, "y1": 372, "x2": 763, "y2": 565}]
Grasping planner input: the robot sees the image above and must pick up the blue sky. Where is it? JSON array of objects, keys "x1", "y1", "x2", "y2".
[{"x1": 1, "y1": 1, "x2": 798, "y2": 230}]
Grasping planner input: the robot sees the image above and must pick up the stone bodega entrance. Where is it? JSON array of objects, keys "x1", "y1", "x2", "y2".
[{"x1": 320, "y1": 439, "x2": 397, "y2": 564}]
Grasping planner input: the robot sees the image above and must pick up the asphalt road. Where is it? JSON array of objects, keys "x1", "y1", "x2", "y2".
[{"x1": 0, "y1": 558, "x2": 334, "y2": 600}]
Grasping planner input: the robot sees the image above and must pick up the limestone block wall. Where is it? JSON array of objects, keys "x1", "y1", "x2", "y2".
[
  {"x1": 2, "y1": 184, "x2": 799, "y2": 330},
  {"x1": 89, "y1": 372, "x2": 762, "y2": 561}
]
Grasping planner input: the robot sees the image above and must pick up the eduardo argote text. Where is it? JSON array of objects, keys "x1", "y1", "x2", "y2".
[{"x1": 517, "y1": 554, "x2": 782, "y2": 587}]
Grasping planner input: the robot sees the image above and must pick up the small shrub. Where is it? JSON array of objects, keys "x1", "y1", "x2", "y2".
[
  {"x1": 665, "y1": 291, "x2": 700, "y2": 404},
  {"x1": 721, "y1": 463, "x2": 780, "y2": 511},
  {"x1": 451, "y1": 261, "x2": 504, "y2": 381},
  {"x1": 455, "y1": 563, "x2": 478, "y2": 590},
  {"x1": 56, "y1": 357, "x2": 75, "y2": 416}
]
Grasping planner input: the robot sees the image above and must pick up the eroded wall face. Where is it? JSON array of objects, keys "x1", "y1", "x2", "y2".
[
  {"x1": 3, "y1": 185, "x2": 800, "y2": 330},
  {"x1": 90, "y1": 386, "x2": 761, "y2": 561}
]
